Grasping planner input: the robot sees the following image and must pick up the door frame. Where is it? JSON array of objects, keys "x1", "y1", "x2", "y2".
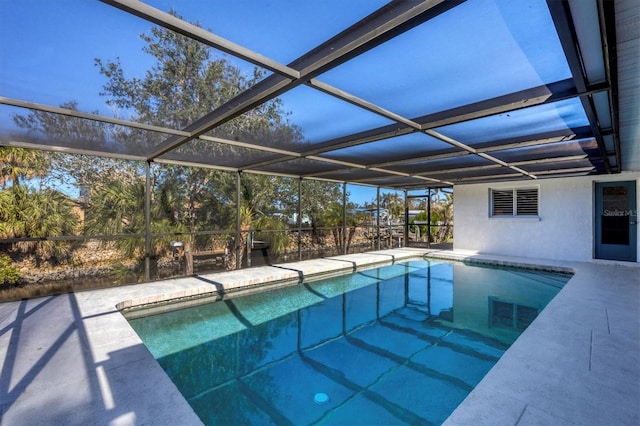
[{"x1": 594, "y1": 180, "x2": 638, "y2": 262}]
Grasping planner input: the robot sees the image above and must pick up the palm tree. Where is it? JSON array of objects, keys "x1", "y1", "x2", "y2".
[
  {"x1": 318, "y1": 202, "x2": 358, "y2": 254},
  {"x1": 83, "y1": 177, "x2": 179, "y2": 278},
  {"x1": 0, "y1": 147, "x2": 49, "y2": 188},
  {"x1": 224, "y1": 204, "x2": 253, "y2": 270},
  {"x1": 254, "y1": 214, "x2": 289, "y2": 255},
  {"x1": 431, "y1": 192, "x2": 454, "y2": 243},
  {"x1": 0, "y1": 185, "x2": 78, "y2": 258},
  {"x1": 381, "y1": 191, "x2": 404, "y2": 222},
  {"x1": 0, "y1": 147, "x2": 78, "y2": 259}
]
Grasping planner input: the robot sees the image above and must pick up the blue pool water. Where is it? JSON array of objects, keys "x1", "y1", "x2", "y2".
[{"x1": 127, "y1": 259, "x2": 571, "y2": 425}]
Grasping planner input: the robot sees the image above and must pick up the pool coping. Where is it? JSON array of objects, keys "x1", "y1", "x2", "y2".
[
  {"x1": 0, "y1": 248, "x2": 638, "y2": 425},
  {"x1": 117, "y1": 248, "x2": 423, "y2": 314}
]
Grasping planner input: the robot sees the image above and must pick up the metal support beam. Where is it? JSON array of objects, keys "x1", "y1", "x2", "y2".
[
  {"x1": 370, "y1": 127, "x2": 593, "y2": 169},
  {"x1": 144, "y1": 161, "x2": 151, "y2": 281},
  {"x1": 100, "y1": 0, "x2": 299, "y2": 79},
  {"x1": 342, "y1": 182, "x2": 347, "y2": 255},
  {"x1": 293, "y1": 79, "x2": 589, "y2": 158},
  {"x1": 404, "y1": 190, "x2": 408, "y2": 248},
  {"x1": 0, "y1": 96, "x2": 190, "y2": 137},
  {"x1": 546, "y1": 0, "x2": 612, "y2": 173},
  {"x1": 427, "y1": 188, "x2": 432, "y2": 247},
  {"x1": 234, "y1": 78, "x2": 595, "y2": 183},
  {"x1": 376, "y1": 186, "x2": 381, "y2": 250},
  {"x1": 298, "y1": 178, "x2": 303, "y2": 261},
  {"x1": 236, "y1": 171, "x2": 242, "y2": 270},
  {"x1": 139, "y1": 0, "x2": 462, "y2": 161},
  {"x1": 598, "y1": 0, "x2": 621, "y2": 172}
]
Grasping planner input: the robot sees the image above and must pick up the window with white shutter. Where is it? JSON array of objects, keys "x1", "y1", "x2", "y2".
[
  {"x1": 490, "y1": 188, "x2": 538, "y2": 217},
  {"x1": 491, "y1": 190, "x2": 514, "y2": 216},
  {"x1": 515, "y1": 188, "x2": 538, "y2": 216}
]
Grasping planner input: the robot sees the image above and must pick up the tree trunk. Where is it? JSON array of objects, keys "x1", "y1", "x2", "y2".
[
  {"x1": 332, "y1": 228, "x2": 344, "y2": 252},
  {"x1": 224, "y1": 231, "x2": 248, "y2": 270},
  {"x1": 224, "y1": 237, "x2": 236, "y2": 271},
  {"x1": 184, "y1": 240, "x2": 193, "y2": 275},
  {"x1": 347, "y1": 226, "x2": 356, "y2": 252}
]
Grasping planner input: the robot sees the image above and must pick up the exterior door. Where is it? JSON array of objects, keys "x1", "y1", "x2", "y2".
[{"x1": 595, "y1": 181, "x2": 637, "y2": 261}]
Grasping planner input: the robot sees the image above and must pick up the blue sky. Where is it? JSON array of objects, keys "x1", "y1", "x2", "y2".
[
  {"x1": 0, "y1": 0, "x2": 569, "y2": 131},
  {"x1": 0, "y1": 0, "x2": 388, "y2": 205},
  {"x1": 0, "y1": 0, "x2": 385, "y2": 119},
  {"x1": 0, "y1": 0, "x2": 574, "y2": 204}
]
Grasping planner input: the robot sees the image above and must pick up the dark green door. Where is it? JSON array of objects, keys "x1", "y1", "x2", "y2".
[{"x1": 595, "y1": 181, "x2": 637, "y2": 261}]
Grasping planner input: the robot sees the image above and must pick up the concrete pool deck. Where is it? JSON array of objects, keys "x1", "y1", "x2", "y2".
[{"x1": 0, "y1": 248, "x2": 638, "y2": 425}]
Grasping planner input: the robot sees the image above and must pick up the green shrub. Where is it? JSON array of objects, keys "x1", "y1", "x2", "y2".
[
  {"x1": 254, "y1": 215, "x2": 289, "y2": 254},
  {"x1": 0, "y1": 255, "x2": 22, "y2": 285}
]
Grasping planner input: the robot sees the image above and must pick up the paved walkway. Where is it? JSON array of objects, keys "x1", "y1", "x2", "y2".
[{"x1": 0, "y1": 249, "x2": 637, "y2": 425}]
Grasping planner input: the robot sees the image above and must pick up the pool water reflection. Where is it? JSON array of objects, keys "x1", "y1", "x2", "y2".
[{"x1": 127, "y1": 259, "x2": 570, "y2": 425}]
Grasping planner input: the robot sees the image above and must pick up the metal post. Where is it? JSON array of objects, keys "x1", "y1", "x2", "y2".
[
  {"x1": 376, "y1": 186, "x2": 381, "y2": 250},
  {"x1": 236, "y1": 171, "x2": 242, "y2": 270},
  {"x1": 404, "y1": 263, "x2": 410, "y2": 306},
  {"x1": 427, "y1": 187, "x2": 432, "y2": 247},
  {"x1": 144, "y1": 161, "x2": 151, "y2": 282},
  {"x1": 298, "y1": 178, "x2": 302, "y2": 261},
  {"x1": 427, "y1": 259, "x2": 432, "y2": 315},
  {"x1": 342, "y1": 182, "x2": 347, "y2": 255},
  {"x1": 246, "y1": 232, "x2": 252, "y2": 267},
  {"x1": 404, "y1": 190, "x2": 409, "y2": 248}
]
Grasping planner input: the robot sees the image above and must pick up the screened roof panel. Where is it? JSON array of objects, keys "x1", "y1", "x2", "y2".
[
  {"x1": 568, "y1": 0, "x2": 606, "y2": 84},
  {"x1": 273, "y1": 86, "x2": 396, "y2": 146},
  {"x1": 158, "y1": 139, "x2": 287, "y2": 169},
  {"x1": 316, "y1": 169, "x2": 390, "y2": 182},
  {"x1": 490, "y1": 139, "x2": 600, "y2": 164},
  {"x1": 520, "y1": 158, "x2": 603, "y2": 174},
  {"x1": 318, "y1": 132, "x2": 454, "y2": 166},
  {"x1": 0, "y1": 105, "x2": 168, "y2": 159},
  {"x1": 200, "y1": 84, "x2": 398, "y2": 153},
  {"x1": 145, "y1": 0, "x2": 388, "y2": 65},
  {"x1": 387, "y1": 155, "x2": 493, "y2": 175},
  {"x1": 354, "y1": 175, "x2": 440, "y2": 189},
  {"x1": 0, "y1": 0, "x2": 625, "y2": 189},
  {"x1": 317, "y1": 0, "x2": 571, "y2": 118},
  {"x1": 205, "y1": 118, "x2": 309, "y2": 154},
  {"x1": 603, "y1": 134, "x2": 615, "y2": 153},
  {"x1": 434, "y1": 98, "x2": 590, "y2": 146},
  {"x1": 253, "y1": 157, "x2": 346, "y2": 177},
  {"x1": 429, "y1": 167, "x2": 522, "y2": 182},
  {"x1": 592, "y1": 91, "x2": 612, "y2": 130},
  {"x1": 468, "y1": 126, "x2": 593, "y2": 153},
  {"x1": 0, "y1": 0, "x2": 272, "y2": 128},
  {"x1": 0, "y1": 0, "x2": 147, "y2": 117}
]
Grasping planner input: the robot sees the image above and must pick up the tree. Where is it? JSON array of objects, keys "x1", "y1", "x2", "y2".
[
  {"x1": 408, "y1": 190, "x2": 453, "y2": 244},
  {"x1": 0, "y1": 147, "x2": 49, "y2": 189},
  {"x1": 11, "y1": 101, "x2": 144, "y2": 200},
  {"x1": 10, "y1": 12, "x2": 347, "y2": 279},
  {"x1": 318, "y1": 202, "x2": 358, "y2": 253},
  {"x1": 381, "y1": 191, "x2": 404, "y2": 222},
  {"x1": 0, "y1": 147, "x2": 78, "y2": 260},
  {"x1": 300, "y1": 179, "x2": 343, "y2": 245},
  {"x1": 94, "y1": 13, "x2": 305, "y2": 270},
  {"x1": 0, "y1": 185, "x2": 78, "y2": 259},
  {"x1": 431, "y1": 191, "x2": 453, "y2": 242},
  {"x1": 95, "y1": 14, "x2": 346, "y2": 267},
  {"x1": 254, "y1": 215, "x2": 289, "y2": 255}
]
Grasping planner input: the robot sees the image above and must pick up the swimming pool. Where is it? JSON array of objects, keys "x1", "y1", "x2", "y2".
[{"x1": 126, "y1": 259, "x2": 571, "y2": 425}]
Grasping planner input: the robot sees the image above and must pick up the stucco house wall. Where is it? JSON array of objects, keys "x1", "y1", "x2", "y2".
[{"x1": 453, "y1": 171, "x2": 640, "y2": 263}]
